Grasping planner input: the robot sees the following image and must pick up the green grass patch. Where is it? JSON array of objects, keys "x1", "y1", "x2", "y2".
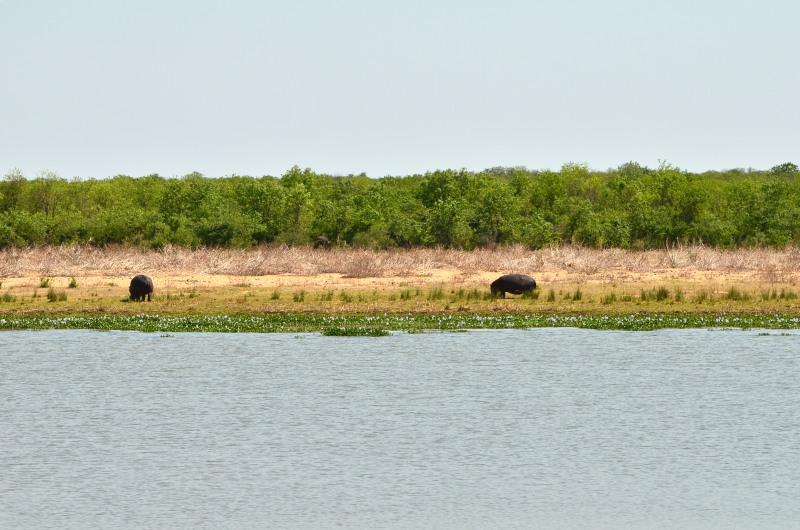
[
  {"x1": 427, "y1": 286, "x2": 445, "y2": 301},
  {"x1": 641, "y1": 286, "x2": 670, "y2": 302},
  {"x1": 46, "y1": 289, "x2": 67, "y2": 302},
  {"x1": 521, "y1": 289, "x2": 540, "y2": 300},
  {"x1": 1, "y1": 292, "x2": 17, "y2": 303},
  {"x1": 763, "y1": 288, "x2": 798, "y2": 301},
  {"x1": 465, "y1": 289, "x2": 482, "y2": 301},
  {"x1": 780, "y1": 288, "x2": 798, "y2": 300},
  {"x1": 601, "y1": 292, "x2": 617, "y2": 305},
  {"x1": 694, "y1": 290, "x2": 712, "y2": 303},
  {"x1": 723, "y1": 287, "x2": 750, "y2": 301},
  {"x1": 339, "y1": 291, "x2": 353, "y2": 303}
]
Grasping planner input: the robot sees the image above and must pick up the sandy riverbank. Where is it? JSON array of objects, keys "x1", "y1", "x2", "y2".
[{"x1": 2, "y1": 245, "x2": 800, "y2": 316}]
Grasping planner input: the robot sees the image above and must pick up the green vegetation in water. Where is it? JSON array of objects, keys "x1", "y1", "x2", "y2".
[
  {"x1": 2, "y1": 312, "x2": 800, "y2": 333},
  {"x1": 321, "y1": 326, "x2": 390, "y2": 337}
]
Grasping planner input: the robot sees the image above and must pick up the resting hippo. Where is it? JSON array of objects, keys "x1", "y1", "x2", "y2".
[
  {"x1": 491, "y1": 274, "x2": 537, "y2": 298},
  {"x1": 129, "y1": 274, "x2": 154, "y2": 302}
]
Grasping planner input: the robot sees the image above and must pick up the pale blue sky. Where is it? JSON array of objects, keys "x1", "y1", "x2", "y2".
[{"x1": 1, "y1": 0, "x2": 797, "y2": 179}]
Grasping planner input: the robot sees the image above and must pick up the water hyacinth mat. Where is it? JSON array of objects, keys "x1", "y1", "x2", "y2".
[{"x1": 2, "y1": 312, "x2": 800, "y2": 333}]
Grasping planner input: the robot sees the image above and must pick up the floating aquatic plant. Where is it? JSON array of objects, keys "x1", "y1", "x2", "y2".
[{"x1": 1, "y1": 312, "x2": 800, "y2": 333}]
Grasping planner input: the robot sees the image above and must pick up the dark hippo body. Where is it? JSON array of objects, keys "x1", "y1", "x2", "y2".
[
  {"x1": 129, "y1": 274, "x2": 154, "y2": 302},
  {"x1": 313, "y1": 235, "x2": 331, "y2": 250},
  {"x1": 491, "y1": 274, "x2": 537, "y2": 298}
]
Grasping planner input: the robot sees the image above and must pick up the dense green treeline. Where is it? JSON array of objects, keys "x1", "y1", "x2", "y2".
[{"x1": 1, "y1": 162, "x2": 798, "y2": 249}]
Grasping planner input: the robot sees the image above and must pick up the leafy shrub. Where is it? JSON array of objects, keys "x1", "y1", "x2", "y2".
[{"x1": 1, "y1": 163, "x2": 800, "y2": 250}]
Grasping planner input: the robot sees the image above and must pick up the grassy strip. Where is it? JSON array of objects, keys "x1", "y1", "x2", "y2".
[{"x1": 2, "y1": 312, "x2": 800, "y2": 333}]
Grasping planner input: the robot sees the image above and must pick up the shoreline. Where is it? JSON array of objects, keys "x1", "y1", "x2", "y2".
[{"x1": 2, "y1": 246, "x2": 800, "y2": 329}]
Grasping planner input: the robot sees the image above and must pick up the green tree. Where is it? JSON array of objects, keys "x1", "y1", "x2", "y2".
[
  {"x1": 770, "y1": 162, "x2": 798, "y2": 175},
  {"x1": 0, "y1": 168, "x2": 26, "y2": 212},
  {"x1": 428, "y1": 197, "x2": 473, "y2": 248}
]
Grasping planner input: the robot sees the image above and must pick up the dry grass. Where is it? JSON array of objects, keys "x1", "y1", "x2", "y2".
[
  {"x1": 3, "y1": 245, "x2": 800, "y2": 318},
  {"x1": 2, "y1": 244, "x2": 800, "y2": 279}
]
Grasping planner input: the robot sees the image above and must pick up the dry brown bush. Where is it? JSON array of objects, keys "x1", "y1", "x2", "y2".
[{"x1": 1, "y1": 244, "x2": 799, "y2": 279}]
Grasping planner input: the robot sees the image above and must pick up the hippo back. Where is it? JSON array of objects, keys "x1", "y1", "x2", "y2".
[
  {"x1": 129, "y1": 274, "x2": 154, "y2": 301},
  {"x1": 491, "y1": 274, "x2": 537, "y2": 296}
]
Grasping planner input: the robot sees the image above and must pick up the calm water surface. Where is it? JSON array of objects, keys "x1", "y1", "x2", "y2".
[{"x1": 1, "y1": 329, "x2": 799, "y2": 529}]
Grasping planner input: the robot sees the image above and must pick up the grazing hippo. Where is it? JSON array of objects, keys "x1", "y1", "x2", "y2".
[
  {"x1": 490, "y1": 274, "x2": 537, "y2": 298},
  {"x1": 129, "y1": 274, "x2": 154, "y2": 302},
  {"x1": 313, "y1": 235, "x2": 331, "y2": 250}
]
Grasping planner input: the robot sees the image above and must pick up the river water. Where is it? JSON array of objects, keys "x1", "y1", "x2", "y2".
[{"x1": 1, "y1": 329, "x2": 799, "y2": 529}]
